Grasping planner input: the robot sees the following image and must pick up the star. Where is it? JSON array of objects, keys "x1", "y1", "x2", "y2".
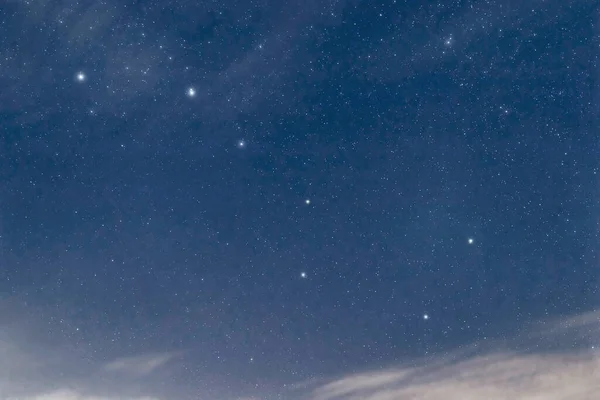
[
  {"x1": 305, "y1": 199, "x2": 311, "y2": 205},
  {"x1": 300, "y1": 272, "x2": 307, "y2": 278},
  {"x1": 187, "y1": 87, "x2": 196, "y2": 97},
  {"x1": 468, "y1": 238, "x2": 474, "y2": 244},
  {"x1": 423, "y1": 314, "x2": 429, "y2": 320},
  {"x1": 76, "y1": 72, "x2": 86, "y2": 82},
  {"x1": 237, "y1": 140, "x2": 246, "y2": 148}
]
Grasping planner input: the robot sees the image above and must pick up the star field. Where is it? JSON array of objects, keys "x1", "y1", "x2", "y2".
[{"x1": 0, "y1": 0, "x2": 599, "y2": 399}]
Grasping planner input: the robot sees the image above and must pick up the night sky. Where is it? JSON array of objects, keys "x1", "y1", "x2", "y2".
[{"x1": 1, "y1": 0, "x2": 599, "y2": 399}]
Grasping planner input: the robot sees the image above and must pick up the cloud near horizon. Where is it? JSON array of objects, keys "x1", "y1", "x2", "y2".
[
  {"x1": 307, "y1": 310, "x2": 600, "y2": 400},
  {"x1": 0, "y1": 310, "x2": 599, "y2": 399},
  {"x1": 310, "y1": 351, "x2": 600, "y2": 400}
]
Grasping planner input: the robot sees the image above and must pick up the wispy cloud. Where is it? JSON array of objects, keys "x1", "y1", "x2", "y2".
[
  {"x1": 0, "y1": 326, "x2": 172, "y2": 399},
  {"x1": 308, "y1": 310, "x2": 600, "y2": 400},
  {"x1": 7, "y1": 390, "x2": 160, "y2": 400},
  {"x1": 104, "y1": 352, "x2": 178, "y2": 377},
  {"x1": 1, "y1": 308, "x2": 599, "y2": 399},
  {"x1": 311, "y1": 352, "x2": 600, "y2": 400}
]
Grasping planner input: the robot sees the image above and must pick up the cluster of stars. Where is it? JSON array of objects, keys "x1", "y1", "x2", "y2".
[{"x1": 71, "y1": 68, "x2": 474, "y2": 289}]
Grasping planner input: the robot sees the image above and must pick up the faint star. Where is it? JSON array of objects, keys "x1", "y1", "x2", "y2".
[
  {"x1": 300, "y1": 272, "x2": 307, "y2": 278},
  {"x1": 237, "y1": 140, "x2": 246, "y2": 148},
  {"x1": 76, "y1": 72, "x2": 86, "y2": 82},
  {"x1": 187, "y1": 87, "x2": 196, "y2": 97},
  {"x1": 468, "y1": 238, "x2": 474, "y2": 244}
]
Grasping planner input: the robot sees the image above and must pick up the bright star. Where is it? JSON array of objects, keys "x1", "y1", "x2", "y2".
[
  {"x1": 300, "y1": 272, "x2": 307, "y2": 278},
  {"x1": 305, "y1": 199, "x2": 311, "y2": 205},
  {"x1": 76, "y1": 72, "x2": 86, "y2": 82},
  {"x1": 237, "y1": 140, "x2": 246, "y2": 148},
  {"x1": 423, "y1": 314, "x2": 429, "y2": 320},
  {"x1": 468, "y1": 238, "x2": 474, "y2": 244},
  {"x1": 187, "y1": 87, "x2": 196, "y2": 97}
]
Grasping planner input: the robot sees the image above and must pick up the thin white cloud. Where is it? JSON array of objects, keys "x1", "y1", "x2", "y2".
[
  {"x1": 0, "y1": 324, "x2": 171, "y2": 400},
  {"x1": 7, "y1": 389, "x2": 160, "y2": 400},
  {"x1": 312, "y1": 352, "x2": 600, "y2": 400},
  {"x1": 309, "y1": 310, "x2": 600, "y2": 400},
  {"x1": 104, "y1": 352, "x2": 177, "y2": 377},
  {"x1": 1, "y1": 305, "x2": 599, "y2": 400}
]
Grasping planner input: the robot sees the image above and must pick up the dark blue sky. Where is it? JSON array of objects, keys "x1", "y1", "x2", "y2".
[{"x1": 0, "y1": 0, "x2": 599, "y2": 399}]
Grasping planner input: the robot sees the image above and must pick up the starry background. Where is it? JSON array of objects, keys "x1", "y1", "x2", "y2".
[{"x1": 0, "y1": 0, "x2": 599, "y2": 399}]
